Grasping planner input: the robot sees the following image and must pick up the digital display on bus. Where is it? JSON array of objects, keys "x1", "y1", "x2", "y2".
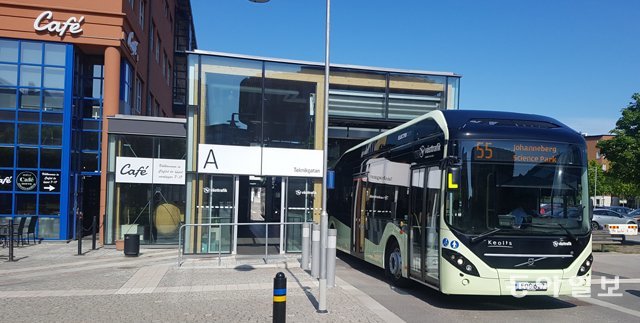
[{"x1": 461, "y1": 140, "x2": 582, "y2": 165}]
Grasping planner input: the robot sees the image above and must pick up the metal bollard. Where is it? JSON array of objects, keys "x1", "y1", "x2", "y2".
[
  {"x1": 77, "y1": 211, "x2": 83, "y2": 256},
  {"x1": 301, "y1": 223, "x2": 310, "y2": 270},
  {"x1": 311, "y1": 223, "x2": 320, "y2": 279},
  {"x1": 327, "y1": 229, "x2": 337, "y2": 287},
  {"x1": 273, "y1": 272, "x2": 287, "y2": 323},
  {"x1": 91, "y1": 214, "x2": 97, "y2": 250},
  {"x1": 8, "y1": 218, "x2": 14, "y2": 262}
]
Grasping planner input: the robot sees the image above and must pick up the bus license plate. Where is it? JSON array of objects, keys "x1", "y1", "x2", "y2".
[{"x1": 515, "y1": 281, "x2": 548, "y2": 291}]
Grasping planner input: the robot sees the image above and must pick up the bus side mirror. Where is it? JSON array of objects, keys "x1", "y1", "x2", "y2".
[{"x1": 448, "y1": 167, "x2": 461, "y2": 189}]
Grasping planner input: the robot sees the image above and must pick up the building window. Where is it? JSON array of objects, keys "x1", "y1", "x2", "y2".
[
  {"x1": 154, "y1": 99, "x2": 160, "y2": 117},
  {"x1": 596, "y1": 149, "x2": 601, "y2": 159},
  {"x1": 147, "y1": 92, "x2": 153, "y2": 116},
  {"x1": 139, "y1": 0, "x2": 145, "y2": 28},
  {"x1": 162, "y1": 51, "x2": 166, "y2": 78},
  {"x1": 121, "y1": 61, "x2": 134, "y2": 115},
  {"x1": 150, "y1": 22, "x2": 155, "y2": 57},
  {"x1": 129, "y1": 0, "x2": 135, "y2": 9},
  {"x1": 167, "y1": 63, "x2": 171, "y2": 86},
  {"x1": 155, "y1": 38, "x2": 160, "y2": 62},
  {"x1": 164, "y1": 0, "x2": 169, "y2": 17},
  {"x1": 135, "y1": 77, "x2": 142, "y2": 115}
]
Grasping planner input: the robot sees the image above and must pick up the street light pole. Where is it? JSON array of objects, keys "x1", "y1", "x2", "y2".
[
  {"x1": 249, "y1": 0, "x2": 331, "y2": 313},
  {"x1": 318, "y1": 0, "x2": 331, "y2": 314}
]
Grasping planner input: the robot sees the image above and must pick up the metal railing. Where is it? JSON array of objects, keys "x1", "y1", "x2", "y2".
[{"x1": 177, "y1": 222, "x2": 309, "y2": 267}]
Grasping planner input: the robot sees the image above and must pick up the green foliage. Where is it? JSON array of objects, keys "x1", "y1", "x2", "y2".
[{"x1": 597, "y1": 93, "x2": 640, "y2": 197}]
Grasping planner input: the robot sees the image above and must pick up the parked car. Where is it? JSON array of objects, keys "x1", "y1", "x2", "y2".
[
  {"x1": 591, "y1": 208, "x2": 638, "y2": 230},
  {"x1": 601, "y1": 206, "x2": 634, "y2": 215},
  {"x1": 626, "y1": 208, "x2": 640, "y2": 222}
]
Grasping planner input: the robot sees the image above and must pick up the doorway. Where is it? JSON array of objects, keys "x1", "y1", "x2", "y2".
[{"x1": 236, "y1": 176, "x2": 282, "y2": 255}]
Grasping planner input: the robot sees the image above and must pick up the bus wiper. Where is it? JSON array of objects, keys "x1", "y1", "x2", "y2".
[
  {"x1": 556, "y1": 223, "x2": 581, "y2": 246},
  {"x1": 470, "y1": 228, "x2": 502, "y2": 244}
]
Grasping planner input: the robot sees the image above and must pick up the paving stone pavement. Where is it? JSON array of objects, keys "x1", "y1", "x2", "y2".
[{"x1": 0, "y1": 242, "x2": 398, "y2": 322}]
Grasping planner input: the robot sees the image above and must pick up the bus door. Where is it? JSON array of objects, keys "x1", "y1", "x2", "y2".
[
  {"x1": 409, "y1": 166, "x2": 440, "y2": 284},
  {"x1": 352, "y1": 177, "x2": 366, "y2": 256}
]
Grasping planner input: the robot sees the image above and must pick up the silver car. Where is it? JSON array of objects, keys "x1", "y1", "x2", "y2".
[{"x1": 592, "y1": 208, "x2": 638, "y2": 230}]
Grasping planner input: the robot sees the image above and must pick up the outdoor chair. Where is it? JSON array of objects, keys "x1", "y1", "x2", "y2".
[
  {"x1": 26, "y1": 216, "x2": 38, "y2": 244},
  {"x1": 13, "y1": 217, "x2": 27, "y2": 246}
]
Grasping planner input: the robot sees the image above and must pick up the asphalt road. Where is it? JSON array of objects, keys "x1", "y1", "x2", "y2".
[{"x1": 335, "y1": 251, "x2": 640, "y2": 323}]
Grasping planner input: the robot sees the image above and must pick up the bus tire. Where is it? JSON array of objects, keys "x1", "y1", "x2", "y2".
[
  {"x1": 591, "y1": 221, "x2": 600, "y2": 230},
  {"x1": 385, "y1": 239, "x2": 408, "y2": 287}
]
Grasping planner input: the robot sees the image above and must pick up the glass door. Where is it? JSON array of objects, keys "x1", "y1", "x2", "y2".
[
  {"x1": 284, "y1": 178, "x2": 315, "y2": 252},
  {"x1": 200, "y1": 175, "x2": 234, "y2": 253},
  {"x1": 409, "y1": 168, "x2": 425, "y2": 279},
  {"x1": 409, "y1": 166, "x2": 440, "y2": 284}
]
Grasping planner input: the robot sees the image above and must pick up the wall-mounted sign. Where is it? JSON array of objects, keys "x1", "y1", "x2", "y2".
[
  {"x1": 153, "y1": 159, "x2": 186, "y2": 185},
  {"x1": 116, "y1": 157, "x2": 185, "y2": 185},
  {"x1": 197, "y1": 144, "x2": 323, "y2": 178},
  {"x1": 40, "y1": 171, "x2": 60, "y2": 192},
  {"x1": 34, "y1": 11, "x2": 85, "y2": 37},
  {"x1": 198, "y1": 144, "x2": 262, "y2": 175},
  {"x1": 116, "y1": 157, "x2": 153, "y2": 184},
  {"x1": 262, "y1": 147, "x2": 323, "y2": 178},
  {"x1": 16, "y1": 171, "x2": 37, "y2": 191},
  {"x1": 0, "y1": 170, "x2": 12, "y2": 191}
]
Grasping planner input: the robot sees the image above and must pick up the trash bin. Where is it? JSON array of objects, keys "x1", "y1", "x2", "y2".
[{"x1": 124, "y1": 234, "x2": 140, "y2": 256}]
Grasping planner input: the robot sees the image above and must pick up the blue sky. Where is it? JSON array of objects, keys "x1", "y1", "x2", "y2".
[{"x1": 191, "y1": 0, "x2": 639, "y2": 135}]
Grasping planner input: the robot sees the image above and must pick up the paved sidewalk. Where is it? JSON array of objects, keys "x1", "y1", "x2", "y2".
[{"x1": 0, "y1": 242, "x2": 400, "y2": 322}]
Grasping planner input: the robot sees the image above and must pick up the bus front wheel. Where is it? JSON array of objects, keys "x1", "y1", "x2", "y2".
[{"x1": 385, "y1": 240, "x2": 407, "y2": 287}]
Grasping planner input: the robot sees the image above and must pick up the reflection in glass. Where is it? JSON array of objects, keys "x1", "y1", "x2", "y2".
[
  {"x1": 0, "y1": 122, "x2": 14, "y2": 144},
  {"x1": 81, "y1": 152, "x2": 99, "y2": 171},
  {"x1": 16, "y1": 194, "x2": 37, "y2": 214},
  {"x1": 0, "y1": 146, "x2": 13, "y2": 167},
  {"x1": 44, "y1": 67, "x2": 65, "y2": 89},
  {"x1": 20, "y1": 65, "x2": 42, "y2": 87},
  {"x1": 0, "y1": 64, "x2": 17, "y2": 86},
  {"x1": 17, "y1": 110, "x2": 39, "y2": 122},
  {"x1": 81, "y1": 131, "x2": 99, "y2": 151},
  {"x1": 388, "y1": 74, "x2": 445, "y2": 119},
  {"x1": 44, "y1": 43, "x2": 66, "y2": 66},
  {"x1": 44, "y1": 90, "x2": 64, "y2": 110},
  {"x1": 39, "y1": 194, "x2": 61, "y2": 215},
  {"x1": 41, "y1": 148, "x2": 61, "y2": 169},
  {"x1": 0, "y1": 87, "x2": 16, "y2": 108},
  {"x1": 18, "y1": 123, "x2": 39, "y2": 144},
  {"x1": 285, "y1": 178, "x2": 316, "y2": 252},
  {"x1": 0, "y1": 193, "x2": 11, "y2": 214},
  {"x1": 19, "y1": 88, "x2": 40, "y2": 109},
  {"x1": 0, "y1": 39, "x2": 19, "y2": 63},
  {"x1": 38, "y1": 217, "x2": 60, "y2": 239},
  {"x1": 21, "y1": 42, "x2": 42, "y2": 64},
  {"x1": 41, "y1": 124, "x2": 62, "y2": 146},
  {"x1": 199, "y1": 175, "x2": 234, "y2": 253},
  {"x1": 18, "y1": 147, "x2": 38, "y2": 168}
]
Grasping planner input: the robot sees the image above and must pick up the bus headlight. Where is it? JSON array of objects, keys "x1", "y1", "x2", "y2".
[
  {"x1": 442, "y1": 248, "x2": 480, "y2": 277},
  {"x1": 577, "y1": 253, "x2": 593, "y2": 276}
]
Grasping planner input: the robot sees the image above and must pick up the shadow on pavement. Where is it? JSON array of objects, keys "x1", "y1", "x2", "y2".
[
  {"x1": 626, "y1": 290, "x2": 640, "y2": 298},
  {"x1": 337, "y1": 251, "x2": 577, "y2": 311}
]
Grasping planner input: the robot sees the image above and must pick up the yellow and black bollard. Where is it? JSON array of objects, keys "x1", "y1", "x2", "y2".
[{"x1": 273, "y1": 272, "x2": 287, "y2": 323}]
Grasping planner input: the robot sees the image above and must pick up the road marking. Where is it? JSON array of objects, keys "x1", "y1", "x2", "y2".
[
  {"x1": 591, "y1": 278, "x2": 640, "y2": 284},
  {"x1": 578, "y1": 297, "x2": 640, "y2": 318},
  {"x1": 335, "y1": 276, "x2": 405, "y2": 323}
]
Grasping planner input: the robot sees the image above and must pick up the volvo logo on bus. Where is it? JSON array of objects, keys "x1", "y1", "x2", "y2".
[{"x1": 487, "y1": 239, "x2": 513, "y2": 248}]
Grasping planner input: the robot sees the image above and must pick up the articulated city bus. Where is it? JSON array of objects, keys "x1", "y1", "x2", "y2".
[{"x1": 328, "y1": 110, "x2": 593, "y2": 296}]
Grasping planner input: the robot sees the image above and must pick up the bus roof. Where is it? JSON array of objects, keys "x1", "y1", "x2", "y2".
[{"x1": 344, "y1": 109, "x2": 583, "y2": 156}]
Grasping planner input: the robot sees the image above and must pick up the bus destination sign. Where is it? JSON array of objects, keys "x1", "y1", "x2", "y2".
[{"x1": 470, "y1": 141, "x2": 564, "y2": 164}]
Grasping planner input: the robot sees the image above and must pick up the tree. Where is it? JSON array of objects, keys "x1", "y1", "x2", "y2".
[{"x1": 598, "y1": 93, "x2": 640, "y2": 187}]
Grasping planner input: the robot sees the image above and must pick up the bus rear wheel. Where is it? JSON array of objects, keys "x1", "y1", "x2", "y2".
[{"x1": 385, "y1": 240, "x2": 407, "y2": 287}]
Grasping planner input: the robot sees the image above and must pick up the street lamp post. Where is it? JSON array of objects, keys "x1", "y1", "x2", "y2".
[{"x1": 250, "y1": 0, "x2": 331, "y2": 313}]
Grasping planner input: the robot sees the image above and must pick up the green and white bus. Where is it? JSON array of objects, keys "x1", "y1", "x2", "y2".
[{"x1": 328, "y1": 110, "x2": 593, "y2": 296}]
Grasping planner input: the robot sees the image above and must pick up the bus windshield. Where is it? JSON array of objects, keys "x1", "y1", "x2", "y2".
[{"x1": 445, "y1": 140, "x2": 590, "y2": 236}]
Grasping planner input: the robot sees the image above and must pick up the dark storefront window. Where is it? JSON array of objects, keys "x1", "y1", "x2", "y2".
[{"x1": 0, "y1": 38, "x2": 71, "y2": 239}]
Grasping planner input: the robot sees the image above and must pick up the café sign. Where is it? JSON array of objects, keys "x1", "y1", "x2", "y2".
[{"x1": 34, "y1": 11, "x2": 85, "y2": 37}]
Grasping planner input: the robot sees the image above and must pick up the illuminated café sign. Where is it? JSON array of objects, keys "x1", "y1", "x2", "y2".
[
  {"x1": 34, "y1": 11, "x2": 85, "y2": 37},
  {"x1": 473, "y1": 141, "x2": 559, "y2": 163}
]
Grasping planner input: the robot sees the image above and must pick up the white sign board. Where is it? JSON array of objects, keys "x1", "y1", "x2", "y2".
[
  {"x1": 262, "y1": 148, "x2": 323, "y2": 178},
  {"x1": 607, "y1": 224, "x2": 638, "y2": 236},
  {"x1": 153, "y1": 159, "x2": 186, "y2": 185},
  {"x1": 198, "y1": 144, "x2": 262, "y2": 175},
  {"x1": 366, "y1": 158, "x2": 411, "y2": 187},
  {"x1": 116, "y1": 157, "x2": 153, "y2": 184}
]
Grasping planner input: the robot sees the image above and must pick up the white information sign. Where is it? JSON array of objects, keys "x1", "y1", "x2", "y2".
[
  {"x1": 153, "y1": 159, "x2": 186, "y2": 185},
  {"x1": 366, "y1": 158, "x2": 411, "y2": 187},
  {"x1": 198, "y1": 144, "x2": 262, "y2": 175},
  {"x1": 262, "y1": 147, "x2": 323, "y2": 178}
]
